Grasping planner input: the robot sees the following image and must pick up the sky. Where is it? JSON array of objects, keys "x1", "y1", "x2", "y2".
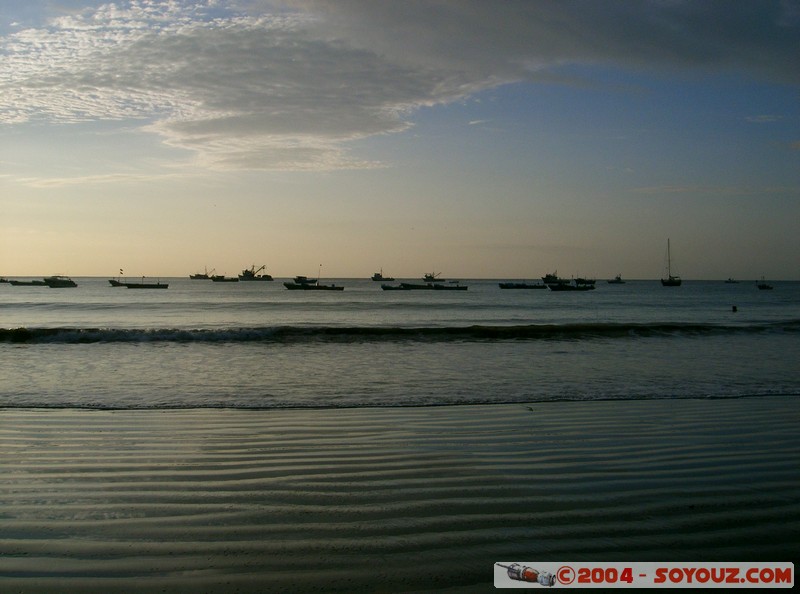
[{"x1": 1, "y1": 0, "x2": 798, "y2": 280}]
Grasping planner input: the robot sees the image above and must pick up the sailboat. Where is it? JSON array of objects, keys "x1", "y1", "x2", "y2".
[{"x1": 660, "y1": 239, "x2": 681, "y2": 286}]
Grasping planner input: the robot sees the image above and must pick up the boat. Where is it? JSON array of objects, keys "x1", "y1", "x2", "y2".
[
  {"x1": 239, "y1": 265, "x2": 273, "y2": 281},
  {"x1": 433, "y1": 282, "x2": 467, "y2": 291},
  {"x1": 423, "y1": 272, "x2": 445, "y2": 283},
  {"x1": 211, "y1": 275, "x2": 239, "y2": 282},
  {"x1": 9, "y1": 279, "x2": 47, "y2": 286},
  {"x1": 725, "y1": 278, "x2": 739, "y2": 284},
  {"x1": 498, "y1": 282, "x2": 547, "y2": 289},
  {"x1": 43, "y1": 275, "x2": 77, "y2": 288},
  {"x1": 575, "y1": 277, "x2": 596, "y2": 287},
  {"x1": 283, "y1": 281, "x2": 343, "y2": 291},
  {"x1": 190, "y1": 267, "x2": 214, "y2": 280},
  {"x1": 398, "y1": 282, "x2": 435, "y2": 290},
  {"x1": 607, "y1": 275, "x2": 625, "y2": 284},
  {"x1": 109, "y1": 269, "x2": 126, "y2": 286},
  {"x1": 757, "y1": 277, "x2": 773, "y2": 290},
  {"x1": 660, "y1": 239, "x2": 681, "y2": 286},
  {"x1": 124, "y1": 277, "x2": 168, "y2": 289},
  {"x1": 548, "y1": 281, "x2": 595, "y2": 291},
  {"x1": 371, "y1": 269, "x2": 394, "y2": 282},
  {"x1": 292, "y1": 275, "x2": 317, "y2": 285},
  {"x1": 542, "y1": 272, "x2": 570, "y2": 287},
  {"x1": 381, "y1": 284, "x2": 409, "y2": 291}
]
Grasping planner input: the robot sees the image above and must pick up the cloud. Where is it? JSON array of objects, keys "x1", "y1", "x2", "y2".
[
  {"x1": 15, "y1": 171, "x2": 199, "y2": 188},
  {"x1": 631, "y1": 184, "x2": 800, "y2": 197},
  {"x1": 747, "y1": 115, "x2": 784, "y2": 123},
  {"x1": 1, "y1": 0, "x2": 797, "y2": 170}
]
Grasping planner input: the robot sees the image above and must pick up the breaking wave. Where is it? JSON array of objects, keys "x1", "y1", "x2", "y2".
[{"x1": 3, "y1": 320, "x2": 799, "y2": 344}]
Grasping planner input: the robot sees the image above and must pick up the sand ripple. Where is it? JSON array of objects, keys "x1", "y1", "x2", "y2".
[{"x1": 1, "y1": 398, "x2": 798, "y2": 592}]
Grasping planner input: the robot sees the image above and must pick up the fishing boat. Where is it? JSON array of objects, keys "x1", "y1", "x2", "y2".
[
  {"x1": 498, "y1": 282, "x2": 547, "y2": 289},
  {"x1": 124, "y1": 277, "x2": 168, "y2": 289},
  {"x1": 607, "y1": 274, "x2": 625, "y2": 284},
  {"x1": 423, "y1": 272, "x2": 445, "y2": 283},
  {"x1": 660, "y1": 239, "x2": 681, "y2": 286},
  {"x1": 575, "y1": 277, "x2": 596, "y2": 287},
  {"x1": 371, "y1": 269, "x2": 394, "y2": 282},
  {"x1": 725, "y1": 278, "x2": 739, "y2": 284},
  {"x1": 109, "y1": 269, "x2": 126, "y2": 286},
  {"x1": 9, "y1": 279, "x2": 47, "y2": 286},
  {"x1": 43, "y1": 275, "x2": 77, "y2": 288},
  {"x1": 433, "y1": 282, "x2": 467, "y2": 291},
  {"x1": 211, "y1": 275, "x2": 239, "y2": 283},
  {"x1": 548, "y1": 281, "x2": 595, "y2": 292},
  {"x1": 757, "y1": 277, "x2": 773, "y2": 290},
  {"x1": 542, "y1": 272, "x2": 570, "y2": 287},
  {"x1": 292, "y1": 275, "x2": 317, "y2": 285},
  {"x1": 190, "y1": 267, "x2": 214, "y2": 279},
  {"x1": 283, "y1": 281, "x2": 343, "y2": 291},
  {"x1": 239, "y1": 265, "x2": 273, "y2": 281}
]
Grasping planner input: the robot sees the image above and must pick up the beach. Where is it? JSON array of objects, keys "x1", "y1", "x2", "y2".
[{"x1": 2, "y1": 397, "x2": 798, "y2": 593}]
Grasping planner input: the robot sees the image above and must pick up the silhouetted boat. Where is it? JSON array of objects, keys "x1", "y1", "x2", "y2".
[
  {"x1": 499, "y1": 282, "x2": 547, "y2": 289},
  {"x1": 292, "y1": 275, "x2": 317, "y2": 284},
  {"x1": 124, "y1": 277, "x2": 168, "y2": 289},
  {"x1": 43, "y1": 275, "x2": 77, "y2": 288},
  {"x1": 283, "y1": 281, "x2": 343, "y2": 291},
  {"x1": 190, "y1": 267, "x2": 214, "y2": 279},
  {"x1": 111, "y1": 273, "x2": 167, "y2": 288},
  {"x1": 433, "y1": 283, "x2": 467, "y2": 291},
  {"x1": 548, "y1": 281, "x2": 595, "y2": 292},
  {"x1": 423, "y1": 272, "x2": 445, "y2": 283},
  {"x1": 607, "y1": 275, "x2": 625, "y2": 284},
  {"x1": 575, "y1": 277, "x2": 596, "y2": 287},
  {"x1": 211, "y1": 275, "x2": 239, "y2": 283},
  {"x1": 725, "y1": 278, "x2": 739, "y2": 284},
  {"x1": 757, "y1": 277, "x2": 773, "y2": 290},
  {"x1": 9, "y1": 279, "x2": 47, "y2": 286},
  {"x1": 542, "y1": 272, "x2": 570, "y2": 287},
  {"x1": 660, "y1": 239, "x2": 681, "y2": 286},
  {"x1": 239, "y1": 265, "x2": 272, "y2": 281},
  {"x1": 371, "y1": 269, "x2": 394, "y2": 281}
]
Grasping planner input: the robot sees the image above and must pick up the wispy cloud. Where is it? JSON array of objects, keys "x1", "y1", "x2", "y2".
[
  {"x1": 2, "y1": 0, "x2": 798, "y2": 171},
  {"x1": 14, "y1": 171, "x2": 199, "y2": 188},
  {"x1": 746, "y1": 115, "x2": 784, "y2": 123},
  {"x1": 631, "y1": 184, "x2": 800, "y2": 197}
]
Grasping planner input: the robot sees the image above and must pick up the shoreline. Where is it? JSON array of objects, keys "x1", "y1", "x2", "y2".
[{"x1": 2, "y1": 397, "x2": 798, "y2": 592}]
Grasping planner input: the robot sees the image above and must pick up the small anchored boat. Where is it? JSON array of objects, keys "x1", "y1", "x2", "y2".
[
  {"x1": 43, "y1": 275, "x2": 77, "y2": 288},
  {"x1": 499, "y1": 282, "x2": 547, "y2": 289},
  {"x1": 239, "y1": 265, "x2": 273, "y2": 281}
]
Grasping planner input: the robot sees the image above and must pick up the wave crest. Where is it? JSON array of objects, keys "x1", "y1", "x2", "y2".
[{"x1": 2, "y1": 321, "x2": 798, "y2": 344}]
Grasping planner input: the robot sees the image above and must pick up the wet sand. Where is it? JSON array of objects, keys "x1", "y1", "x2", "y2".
[{"x1": 1, "y1": 397, "x2": 798, "y2": 592}]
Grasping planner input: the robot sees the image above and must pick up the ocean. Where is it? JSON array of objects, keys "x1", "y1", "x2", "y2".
[
  {"x1": 2, "y1": 276, "x2": 799, "y2": 591},
  {"x1": 2, "y1": 276, "x2": 798, "y2": 409}
]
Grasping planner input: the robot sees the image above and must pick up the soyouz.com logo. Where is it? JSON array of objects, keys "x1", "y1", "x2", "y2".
[{"x1": 494, "y1": 562, "x2": 794, "y2": 588}]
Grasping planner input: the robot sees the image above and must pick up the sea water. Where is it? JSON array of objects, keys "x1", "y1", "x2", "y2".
[{"x1": 1, "y1": 277, "x2": 798, "y2": 409}]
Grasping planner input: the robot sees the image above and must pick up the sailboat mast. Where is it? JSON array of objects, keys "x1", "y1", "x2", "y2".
[{"x1": 667, "y1": 238, "x2": 671, "y2": 276}]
